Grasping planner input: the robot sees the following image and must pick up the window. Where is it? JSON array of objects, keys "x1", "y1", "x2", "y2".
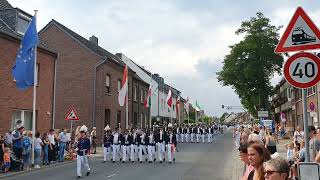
[
  {"x1": 118, "y1": 80, "x2": 121, "y2": 92},
  {"x1": 117, "y1": 111, "x2": 121, "y2": 128},
  {"x1": 11, "y1": 110, "x2": 33, "y2": 131},
  {"x1": 140, "y1": 113, "x2": 143, "y2": 128},
  {"x1": 307, "y1": 86, "x2": 316, "y2": 96},
  {"x1": 17, "y1": 14, "x2": 30, "y2": 35},
  {"x1": 105, "y1": 75, "x2": 110, "y2": 94},
  {"x1": 134, "y1": 112, "x2": 138, "y2": 126},
  {"x1": 161, "y1": 99, "x2": 163, "y2": 110},
  {"x1": 140, "y1": 88, "x2": 144, "y2": 103},
  {"x1": 133, "y1": 86, "x2": 137, "y2": 101},
  {"x1": 173, "y1": 105, "x2": 175, "y2": 111}
]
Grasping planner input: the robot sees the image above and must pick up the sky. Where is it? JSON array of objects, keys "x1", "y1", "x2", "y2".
[{"x1": 9, "y1": 0, "x2": 320, "y2": 117}]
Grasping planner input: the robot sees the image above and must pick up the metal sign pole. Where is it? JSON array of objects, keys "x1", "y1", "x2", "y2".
[
  {"x1": 70, "y1": 120, "x2": 73, "y2": 138},
  {"x1": 302, "y1": 89, "x2": 310, "y2": 162}
]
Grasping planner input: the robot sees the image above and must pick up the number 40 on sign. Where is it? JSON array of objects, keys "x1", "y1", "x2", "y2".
[{"x1": 283, "y1": 52, "x2": 320, "y2": 89}]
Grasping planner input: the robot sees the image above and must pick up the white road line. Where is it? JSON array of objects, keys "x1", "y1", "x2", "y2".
[{"x1": 106, "y1": 173, "x2": 116, "y2": 178}]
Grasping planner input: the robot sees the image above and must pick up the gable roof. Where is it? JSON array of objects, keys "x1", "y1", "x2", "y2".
[
  {"x1": 0, "y1": 0, "x2": 13, "y2": 10},
  {"x1": 40, "y1": 19, "x2": 125, "y2": 67}
]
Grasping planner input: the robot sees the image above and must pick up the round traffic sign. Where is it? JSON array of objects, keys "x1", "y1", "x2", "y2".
[{"x1": 284, "y1": 52, "x2": 320, "y2": 89}]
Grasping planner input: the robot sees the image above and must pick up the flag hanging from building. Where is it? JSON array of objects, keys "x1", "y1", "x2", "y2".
[
  {"x1": 144, "y1": 85, "x2": 152, "y2": 109},
  {"x1": 118, "y1": 65, "x2": 128, "y2": 106},
  {"x1": 176, "y1": 96, "x2": 180, "y2": 114},
  {"x1": 194, "y1": 101, "x2": 201, "y2": 112},
  {"x1": 166, "y1": 89, "x2": 172, "y2": 108},
  {"x1": 12, "y1": 16, "x2": 38, "y2": 90},
  {"x1": 185, "y1": 96, "x2": 189, "y2": 115}
]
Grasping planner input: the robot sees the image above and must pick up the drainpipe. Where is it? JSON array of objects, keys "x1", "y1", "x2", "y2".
[
  {"x1": 52, "y1": 54, "x2": 59, "y2": 129},
  {"x1": 92, "y1": 58, "x2": 107, "y2": 127}
]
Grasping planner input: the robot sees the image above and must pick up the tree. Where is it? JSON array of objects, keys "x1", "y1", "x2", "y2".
[{"x1": 217, "y1": 12, "x2": 284, "y2": 117}]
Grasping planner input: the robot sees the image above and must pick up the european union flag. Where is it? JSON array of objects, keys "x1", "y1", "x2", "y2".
[{"x1": 12, "y1": 16, "x2": 38, "y2": 90}]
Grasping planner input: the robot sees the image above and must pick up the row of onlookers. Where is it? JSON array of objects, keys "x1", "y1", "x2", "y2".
[{"x1": 234, "y1": 124, "x2": 320, "y2": 180}]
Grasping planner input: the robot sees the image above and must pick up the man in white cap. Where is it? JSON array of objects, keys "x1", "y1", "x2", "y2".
[
  {"x1": 76, "y1": 125, "x2": 91, "y2": 179},
  {"x1": 102, "y1": 125, "x2": 112, "y2": 163}
]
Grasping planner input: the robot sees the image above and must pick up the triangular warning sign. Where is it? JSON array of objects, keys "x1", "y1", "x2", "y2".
[
  {"x1": 65, "y1": 106, "x2": 80, "y2": 121},
  {"x1": 275, "y1": 7, "x2": 320, "y2": 53}
]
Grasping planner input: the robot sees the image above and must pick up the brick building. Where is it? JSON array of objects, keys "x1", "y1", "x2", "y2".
[
  {"x1": 39, "y1": 19, "x2": 150, "y2": 139},
  {"x1": 0, "y1": 1, "x2": 57, "y2": 134}
]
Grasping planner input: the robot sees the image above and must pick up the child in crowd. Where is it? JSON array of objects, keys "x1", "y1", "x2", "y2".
[
  {"x1": 286, "y1": 142, "x2": 295, "y2": 166},
  {"x1": 3, "y1": 147, "x2": 11, "y2": 172}
]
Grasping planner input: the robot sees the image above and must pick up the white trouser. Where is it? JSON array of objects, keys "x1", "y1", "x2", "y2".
[
  {"x1": 147, "y1": 145, "x2": 155, "y2": 162},
  {"x1": 103, "y1": 147, "x2": 111, "y2": 161},
  {"x1": 130, "y1": 144, "x2": 136, "y2": 161},
  {"x1": 77, "y1": 155, "x2": 90, "y2": 177},
  {"x1": 181, "y1": 134, "x2": 184, "y2": 143},
  {"x1": 122, "y1": 145, "x2": 130, "y2": 162},
  {"x1": 157, "y1": 142, "x2": 165, "y2": 161},
  {"x1": 191, "y1": 133, "x2": 195, "y2": 142},
  {"x1": 207, "y1": 133, "x2": 212, "y2": 143},
  {"x1": 185, "y1": 134, "x2": 189, "y2": 143},
  {"x1": 167, "y1": 144, "x2": 175, "y2": 162},
  {"x1": 112, "y1": 144, "x2": 120, "y2": 161},
  {"x1": 139, "y1": 145, "x2": 147, "y2": 162},
  {"x1": 202, "y1": 134, "x2": 205, "y2": 143},
  {"x1": 176, "y1": 134, "x2": 180, "y2": 143},
  {"x1": 235, "y1": 139, "x2": 240, "y2": 148},
  {"x1": 196, "y1": 134, "x2": 200, "y2": 143}
]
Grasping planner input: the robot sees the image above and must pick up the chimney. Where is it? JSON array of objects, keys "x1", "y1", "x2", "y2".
[{"x1": 89, "y1": 35, "x2": 98, "y2": 45}]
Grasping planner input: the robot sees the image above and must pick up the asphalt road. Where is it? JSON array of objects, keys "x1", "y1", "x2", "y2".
[{"x1": 4, "y1": 134, "x2": 236, "y2": 180}]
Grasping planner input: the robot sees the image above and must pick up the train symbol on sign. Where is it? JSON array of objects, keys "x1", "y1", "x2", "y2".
[{"x1": 292, "y1": 27, "x2": 316, "y2": 45}]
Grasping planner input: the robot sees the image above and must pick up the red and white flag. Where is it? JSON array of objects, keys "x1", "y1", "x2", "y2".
[
  {"x1": 118, "y1": 65, "x2": 128, "y2": 106},
  {"x1": 176, "y1": 96, "x2": 180, "y2": 113},
  {"x1": 144, "y1": 85, "x2": 152, "y2": 108},
  {"x1": 166, "y1": 89, "x2": 172, "y2": 108},
  {"x1": 185, "y1": 96, "x2": 189, "y2": 115}
]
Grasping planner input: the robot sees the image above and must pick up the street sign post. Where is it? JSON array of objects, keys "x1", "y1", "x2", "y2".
[
  {"x1": 275, "y1": 7, "x2": 320, "y2": 163},
  {"x1": 283, "y1": 52, "x2": 320, "y2": 89},
  {"x1": 275, "y1": 7, "x2": 320, "y2": 53},
  {"x1": 65, "y1": 106, "x2": 80, "y2": 136},
  {"x1": 258, "y1": 111, "x2": 268, "y2": 118}
]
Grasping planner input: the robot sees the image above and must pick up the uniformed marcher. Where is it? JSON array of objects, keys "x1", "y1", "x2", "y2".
[
  {"x1": 166, "y1": 124, "x2": 176, "y2": 163},
  {"x1": 138, "y1": 129, "x2": 147, "y2": 163},
  {"x1": 155, "y1": 127, "x2": 166, "y2": 163},
  {"x1": 76, "y1": 125, "x2": 91, "y2": 179},
  {"x1": 147, "y1": 129, "x2": 156, "y2": 163},
  {"x1": 102, "y1": 125, "x2": 113, "y2": 163},
  {"x1": 112, "y1": 128, "x2": 121, "y2": 163}
]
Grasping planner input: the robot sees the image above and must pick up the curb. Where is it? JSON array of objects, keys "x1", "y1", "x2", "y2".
[{"x1": 0, "y1": 154, "x2": 103, "y2": 178}]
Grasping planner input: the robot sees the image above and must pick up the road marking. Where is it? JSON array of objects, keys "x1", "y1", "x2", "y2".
[{"x1": 106, "y1": 173, "x2": 116, "y2": 178}]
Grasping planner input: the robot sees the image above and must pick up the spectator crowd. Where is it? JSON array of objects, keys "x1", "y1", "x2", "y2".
[
  {"x1": 234, "y1": 124, "x2": 320, "y2": 180},
  {"x1": 0, "y1": 120, "x2": 97, "y2": 173}
]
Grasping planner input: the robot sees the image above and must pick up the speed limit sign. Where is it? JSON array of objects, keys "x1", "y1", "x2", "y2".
[{"x1": 284, "y1": 52, "x2": 320, "y2": 89}]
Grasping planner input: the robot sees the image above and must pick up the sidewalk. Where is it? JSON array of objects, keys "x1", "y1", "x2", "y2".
[{"x1": 0, "y1": 147, "x2": 103, "y2": 178}]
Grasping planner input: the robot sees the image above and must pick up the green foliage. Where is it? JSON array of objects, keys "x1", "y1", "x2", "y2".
[{"x1": 217, "y1": 12, "x2": 284, "y2": 117}]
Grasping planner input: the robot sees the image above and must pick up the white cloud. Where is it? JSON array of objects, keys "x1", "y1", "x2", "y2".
[{"x1": 8, "y1": 0, "x2": 320, "y2": 116}]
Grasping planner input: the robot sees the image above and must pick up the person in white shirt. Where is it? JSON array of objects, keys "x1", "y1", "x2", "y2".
[
  {"x1": 48, "y1": 129, "x2": 56, "y2": 163},
  {"x1": 112, "y1": 128, "x2": 121, "y2": 162},
  {"x1": 34, "y1": 132, "x2": 43, "y2": 168},
  {"x1": 293, "y1": 126, "x2": 304, "y2": 150}
]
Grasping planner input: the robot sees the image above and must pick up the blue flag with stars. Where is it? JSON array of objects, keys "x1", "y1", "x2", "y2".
[{"x1": 12, "y1": 16, "x2": 38, "y2": 90}]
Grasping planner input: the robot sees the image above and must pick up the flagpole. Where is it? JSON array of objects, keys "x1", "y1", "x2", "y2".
[
  {"x1": 149, "y1": 75, "x2": 152, "y2": 128},
  {"x1": 126, "y1": 74, "x2": 128, "y2": 129},
  {"x1": 31, "y1": 10, "x2": 38, "y2": 166}
]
